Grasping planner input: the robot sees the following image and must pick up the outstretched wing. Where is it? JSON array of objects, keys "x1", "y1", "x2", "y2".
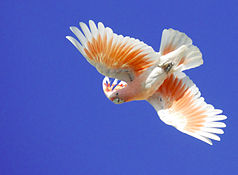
[
  {"x1": 66, "y1": 20, "x2": 158, "y2": 82},
  {"x1": 147, "y1": 72, "x2": 227, "y2": 145}
]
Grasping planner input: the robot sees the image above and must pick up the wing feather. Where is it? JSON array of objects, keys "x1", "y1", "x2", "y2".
[
  {"x1": 67, "y1": 20, "x2": 158, "y2": 82},
  {"x1": 147, "y1": 72, "x2": 227, "y2": 145}
]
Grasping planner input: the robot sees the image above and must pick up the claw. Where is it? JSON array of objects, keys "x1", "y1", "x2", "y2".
[{"x1": 162, "y1": 62, "x2": 174, "y2": 73}]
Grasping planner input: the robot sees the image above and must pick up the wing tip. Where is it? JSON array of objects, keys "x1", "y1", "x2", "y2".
[
  {"x1": 79, "y1": 21, "x2": 85, "y2": 26},
  {"x1": 69, "y1": 26, "x2": 75, "y2": 31},
  {"x1": 66, "y1": 35, "x2": 71, "y2": 40},
  {"x1": 89, "y1": 19, "x2": 94, "y2": 23}
]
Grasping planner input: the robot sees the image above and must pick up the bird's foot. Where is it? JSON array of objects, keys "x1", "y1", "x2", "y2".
[{"x1": 162, "y1": 62, "x2": 174, "y2": 73}]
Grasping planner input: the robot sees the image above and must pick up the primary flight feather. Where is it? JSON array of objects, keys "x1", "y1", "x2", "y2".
[{"x1": 66, "y1": 20, "x2": 226, "y2": 145}]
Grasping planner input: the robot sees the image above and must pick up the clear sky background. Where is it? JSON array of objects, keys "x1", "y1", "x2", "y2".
[{"x1": 1, "y1": 0, "x2": 238, "y2": 174}]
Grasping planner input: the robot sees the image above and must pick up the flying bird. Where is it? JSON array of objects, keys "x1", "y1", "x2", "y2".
[{"x1": 66, "y1": 20, "x2": 226, "y2": 145}]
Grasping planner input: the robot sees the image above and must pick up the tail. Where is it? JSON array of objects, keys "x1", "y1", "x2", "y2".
[{"x1": 159, "y1": 28, "x2": 203, "y2": 72}]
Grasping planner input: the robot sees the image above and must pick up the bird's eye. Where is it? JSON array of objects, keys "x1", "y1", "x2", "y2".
[{"x1": 112, "y1": 97, "x2": 124, "y2": 104}]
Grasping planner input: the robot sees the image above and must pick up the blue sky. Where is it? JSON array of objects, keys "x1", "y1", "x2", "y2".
[{"x1": 0, "y1": 0, "x2": 238, "y2": 174}]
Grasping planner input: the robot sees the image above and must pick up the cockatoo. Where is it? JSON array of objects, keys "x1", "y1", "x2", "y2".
[{"x1": 66, "y1": 20, "x2": 226, "y2": 145}]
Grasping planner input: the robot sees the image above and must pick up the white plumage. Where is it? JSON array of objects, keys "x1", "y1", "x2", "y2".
[
  {"x1": 66, "y1": 20, "x2": 226, "y2": 145},
  {"x1": 147, "y1": 72, "x2": 226, "y2": 145}
]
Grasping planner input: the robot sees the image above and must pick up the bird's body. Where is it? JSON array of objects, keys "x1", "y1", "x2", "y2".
[
  {"x1": 122, "y1": 45, "x2": 189, "y2": 102},
  {"x1": 110, "y1": 65, "x2": 165, "y2": 102},
  {"x1": 66, "y1": 20, "x2": 227, "y2": 145}
]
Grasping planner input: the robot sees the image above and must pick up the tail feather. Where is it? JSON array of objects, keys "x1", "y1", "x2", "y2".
[
  {"x1": 159, "y1": 28, "x2": 203, "y2": 72},
  {"x1": 160, "y1": 28, "x2": 192, "y2": 55},
  {"x1": 178, "y1": 44, "x2": 203, "y2": 71}
]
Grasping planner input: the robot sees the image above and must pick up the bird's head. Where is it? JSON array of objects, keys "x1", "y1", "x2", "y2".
[{"x1": 102, "y1": 77, "x2": 128, "y2": 104}]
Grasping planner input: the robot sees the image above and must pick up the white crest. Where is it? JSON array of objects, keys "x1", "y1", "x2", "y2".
[{"x1": 102, "y1": 77, "x2": 127, "y2": 99}]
